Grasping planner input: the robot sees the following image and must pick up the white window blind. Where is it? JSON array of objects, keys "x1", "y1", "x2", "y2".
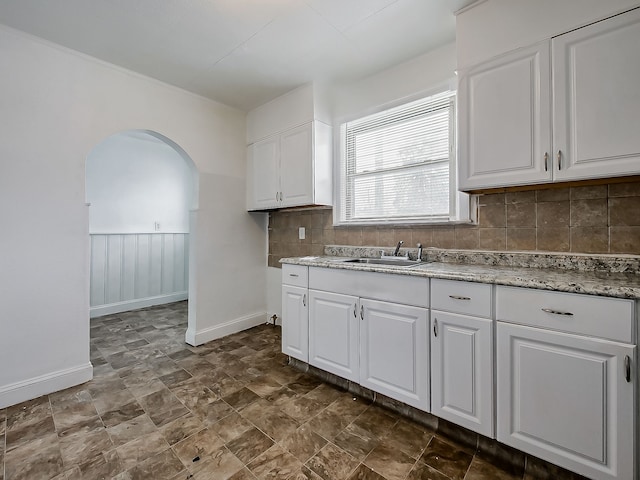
[{"x1": 337, "y1": 91, "x2": 456, "y2": 224}]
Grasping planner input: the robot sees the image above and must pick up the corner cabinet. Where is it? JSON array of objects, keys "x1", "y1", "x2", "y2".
[
  {"x1": 458, "y1": 7, "x2": 640, "y2": 190},
  {"x1": 496, "y1": 286, "x2": 636, "y2": 480},
  {"x1": 247, "y1": 121, "x2": 332, "y2": 210}
]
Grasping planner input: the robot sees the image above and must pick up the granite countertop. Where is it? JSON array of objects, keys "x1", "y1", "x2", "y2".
[{"x1": 281, "y1": 247, "x2": 640, "y2": 300}]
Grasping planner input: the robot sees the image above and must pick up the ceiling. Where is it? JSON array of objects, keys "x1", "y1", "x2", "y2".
[{"x1": 0, "y1": 0, "x2": 476, "y2": 111}]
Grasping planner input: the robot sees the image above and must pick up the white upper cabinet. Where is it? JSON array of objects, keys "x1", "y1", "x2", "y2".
[
  {"x1": 553, "y1": 8, "x2": 640, "y2": 181},
  {"x1": 246, "y1": 122, "x2": 332, "y2": 210},
  {"x1": 247, "y1": 137, "x2": 280, "y2": 210},
  {"x1": 458, "y1": 42, "x2": 552, "y2": 190},
  {"x1": 458, "y1": 8, "x2": 640, "y2": 190},
  {"x1": 280, "y1": 124, "x2": 314, "y2": 207},
  {"x1": 246, "y1": 83, "x2": 332, "y2": 211}
]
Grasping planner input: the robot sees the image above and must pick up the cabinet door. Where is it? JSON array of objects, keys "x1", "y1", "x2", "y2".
[
  {"x1": 280, "y1": 124, "x2": 313, "y2": 207},
  {"x1": 360, "y1": 299, "x2": 429, "y2": 410},
  {"x1": 247, "y1": 137, "x2": 280, "y2": 210},
  {"x1": 553, "y1": 9, "x2": 640, "y2": 181},
  {"x1": 281, "y1": 285, "x2": 308, "y2": 362},
  {"x1": 431, "y1": 311, "x2": 493, "y2": 437},
  {"x1": 497, "y1": 322, "x2": 635, "y2": 480},
  {"x1": 458, "y1": 42, "x2": 552, "y2": 190},
  {"x1": 308, "y1": 290, "x2": 359, "y2": 382}
]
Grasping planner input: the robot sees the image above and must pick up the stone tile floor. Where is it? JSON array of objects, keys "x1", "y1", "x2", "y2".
[{"x1": 0, "y1": 301, "x2": 584, "y2": 480}]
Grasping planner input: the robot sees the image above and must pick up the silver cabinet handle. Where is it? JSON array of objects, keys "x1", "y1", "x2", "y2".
[
  {"x1": 289, "y1": 273, "x2": 299, "y2": 277},
  {"x1": 302, "y1": 294, "x2": 306, "y2": 307},
  {"x1": 557, "y1": 150, "x2": 562, "y2": 170},
  {"x1": 541, "y1": 308, "x2": 573, "y2": 316},
  {"x1": 353, "y1": 304, "x2": 357, "y2": 318},
  {"x1": 449, "y1": 295, "x2": 471, "y2": 301},
  {"x1": 433, "y1": 318, "x2": 438, "y2": 337},
  {"x1": 279, "y1": 192, "x2": 283, "y2": 201},
  {"x1": 544, "y1": 152, "x2": 548, "y2": 172},
  {"x1": 625, "y1": 355, "x2": 631, "y2": 383},
  {"x1": 360, "y1": 305, "x2": 364, "y2": 320}
]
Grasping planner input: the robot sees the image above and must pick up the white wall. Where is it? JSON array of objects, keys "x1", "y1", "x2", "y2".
[
  {"x1": 0, "y1": 26, "x2": 267, "y2": 408},
  {"x1": 87, "y1": 131, "x2": 195, "y2": 234},
  {"x1": 330, "y1": 42, "x2": 456, "y2": 122}
]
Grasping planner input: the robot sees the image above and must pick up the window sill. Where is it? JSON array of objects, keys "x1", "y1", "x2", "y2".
[{"x1": 332, "y1": 219, "x2": 477, "y2": 228}]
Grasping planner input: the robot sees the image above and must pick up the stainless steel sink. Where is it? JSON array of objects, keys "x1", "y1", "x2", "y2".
[{"x1": 342, "y1": 258, "x2": 423, "y2": 267}]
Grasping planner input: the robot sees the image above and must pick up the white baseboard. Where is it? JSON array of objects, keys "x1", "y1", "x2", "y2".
[
  {"x1": 185, "y1": 311, "x2": 268, "y2": 346},
  {"x1": 90, "y1": 292, "x2": 188, "y2": 318},
  {"x1": 0, "y1": 363, "x2": 93, "y2": 409}
]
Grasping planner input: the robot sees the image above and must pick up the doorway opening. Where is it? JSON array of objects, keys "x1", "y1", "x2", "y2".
[{"x1": 86, "y1": 130, "x2": 198, "y2": 334}]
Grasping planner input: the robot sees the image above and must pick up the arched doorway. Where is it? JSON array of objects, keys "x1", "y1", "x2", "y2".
[{"x1": 86, "y1": 130, "x2": 198, "y2": 339}]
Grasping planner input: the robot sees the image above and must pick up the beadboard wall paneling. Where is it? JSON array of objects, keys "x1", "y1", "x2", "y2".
[{"x1": 90, "y1": 233, "x2": 188, "y2": 317}]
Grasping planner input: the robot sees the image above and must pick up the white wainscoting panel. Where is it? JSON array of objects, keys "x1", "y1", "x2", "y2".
[{"x1": 90, "y1": 233, "x2": 188, "y2": 317}]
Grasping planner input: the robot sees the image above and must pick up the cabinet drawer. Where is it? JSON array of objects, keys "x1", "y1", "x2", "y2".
[
  {"x1": 309, "y1": 267, "x2": 429, "y2": 308},
  {"x1": 496, "y1": 286, "x2": 634, "y2": 343},
  {"x1": 282, "y1": 264, "x2": 308, "y2": 287},
  {"x1": 431, "y1": 279, "x2": 492, "y2": 318}
]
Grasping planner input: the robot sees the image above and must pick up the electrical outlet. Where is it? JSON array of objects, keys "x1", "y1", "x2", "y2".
[
  {"x1": 154, "y1": 222, "x2": 160, "y2": 231},
  {"x1": 298, "y1": 227, "x2": 305, "y2": 240}
]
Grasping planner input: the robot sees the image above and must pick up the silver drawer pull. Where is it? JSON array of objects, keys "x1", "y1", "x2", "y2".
[
  {"x1": 302, "y1": 294, "x2": 306, "y2": 307},
  {"x1": 288, "y1": 274, "x2": 299, "y2": 277},
  {"x1": 449, "y1": 295, "x2": 471, "y2": 301},
  {"x1": 433, "y1": 318, "x2": 438, "y2": 337},
  {"x1": 625, "y1": 355, "x2": 631, "y2": 383},
  {"x1": 541, "y1": 308, "x2": 573, "y2": 316}
]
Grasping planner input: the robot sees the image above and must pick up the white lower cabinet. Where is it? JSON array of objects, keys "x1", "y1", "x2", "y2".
[
  {"x1": 282, "y1": 266, "x2": 638, "y2": 480},
  {"x1": 430, "y1": 279, "x2": 494, "y2": 437},
  {"x1": 431, "y1": 311, "x2": 493, "y2": 437},
  {"x1": 496, "y1": 286, "x2": 636, "y2": 480},
  {"x1": 360, "y1": 299, "x2": 429, "y2": 411},
  {"x1": 281, "y1": 285, "x2": 309, "y2": 362},
  {"x1": 281, "y1": 265, "x2": 309, "y2": 362},
  {"x1": 308, "y1": 290, "x2": 359, "y2": 382}
]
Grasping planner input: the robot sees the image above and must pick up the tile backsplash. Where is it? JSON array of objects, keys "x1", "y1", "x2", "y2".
[{"x1": 268, "y1": 180, "x2": 640, "y2": 267}]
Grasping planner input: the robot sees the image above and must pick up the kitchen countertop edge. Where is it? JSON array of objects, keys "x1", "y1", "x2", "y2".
[{"x1": 280, "y1": 256, "x2": 640, "y2": 300}]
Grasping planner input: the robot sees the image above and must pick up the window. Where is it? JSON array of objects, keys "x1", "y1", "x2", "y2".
[{"x1": 336, "y1": 90, "x2": 464, "y2": 225}]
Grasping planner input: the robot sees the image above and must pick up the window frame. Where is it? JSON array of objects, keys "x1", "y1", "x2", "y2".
[{"x1": 333, "y1": 89, "x2": 470, "y2": 227}]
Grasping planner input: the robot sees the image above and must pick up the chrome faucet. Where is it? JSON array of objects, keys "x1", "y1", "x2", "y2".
[
  {"x1": 417, "y1": 243, "x2": 423, "y2": 261},
  {"x1": 393, "y1": 241, "x2": 403, "y2": 256}
]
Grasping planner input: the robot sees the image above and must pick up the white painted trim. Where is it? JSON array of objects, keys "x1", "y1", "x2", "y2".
[
  {"x1": 454, "y1": 0, "x2": 488, "y2": 16},
  {"x1": 90, "y1": 292, "x2": 188, "y2": 318},
  {"x1": 185, "y1": 311, "x2": 268, "y2": 346},
  {"x1": 0, "y1": 363, "x2": 93, "y2": 409}
]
